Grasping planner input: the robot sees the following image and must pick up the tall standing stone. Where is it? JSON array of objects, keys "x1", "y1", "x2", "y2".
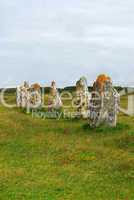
[
  {"x1": 89, "y1": 75, "x2": 120, "y2": 127},
  {"x1": 75, "y1": 77, "x2": 90, "y2": 118}
]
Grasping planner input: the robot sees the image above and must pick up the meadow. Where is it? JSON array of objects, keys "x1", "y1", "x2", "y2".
[{"x1": 0, "y1": 93, "x2": 134, "y2": 200}]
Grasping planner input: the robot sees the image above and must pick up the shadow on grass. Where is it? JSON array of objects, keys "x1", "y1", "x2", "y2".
[
  {"x1": 114, "y1": 134, "x2": 134, "y2": 150},
  {"x1": 82, "y1": 122, "x2": 130, "y2": 135}
]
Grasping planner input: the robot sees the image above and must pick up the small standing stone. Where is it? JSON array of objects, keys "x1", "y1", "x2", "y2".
[{"x1": 50, "y1": 81, "x2": 62, "y2": 110}]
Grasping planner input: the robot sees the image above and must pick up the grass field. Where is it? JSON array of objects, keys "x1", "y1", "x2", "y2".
[{"x1": 0, "y1": 94, "x2": 134, "y2": 200}]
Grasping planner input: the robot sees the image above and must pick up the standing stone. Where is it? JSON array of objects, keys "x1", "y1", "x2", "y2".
[
  {"x1": 89, "y1": 75, "x2": 120, "y2": 127},
  {"x1": 17, "y1": 81, "x2": 29, "y2": 108},
  {"x1": 50, "y1": 81, "x2": 62, "y2": 110},
  {"x1": 16, "y1": 82, "x2": 42, "y2": 112},
  {"x1": 16, "y1": 86, "x2": 21, "y2": 107},
  {"x1": 127, "y1": 95, "x2": 134, "y2": 116},
  {"x1": 75, "y1": 77, "x2": 90, "y2": 118},
  {"x1": 29, "y1": 83, "x2": 42, "y2": 109}
]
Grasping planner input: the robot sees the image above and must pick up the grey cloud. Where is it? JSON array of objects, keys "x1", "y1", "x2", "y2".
[{"x1": 0, "y1": 0, "x2": 134, "y2": 87}]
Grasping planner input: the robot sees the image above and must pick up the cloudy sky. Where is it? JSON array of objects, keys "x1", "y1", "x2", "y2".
[{"x1": 0, "y1": 0, "x2": 134, "y2": 87}]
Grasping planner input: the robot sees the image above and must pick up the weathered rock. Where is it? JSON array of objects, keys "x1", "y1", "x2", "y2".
[
  {"x1": 89, "y1": 75, "x2": 120, "y2": 127},
  {"x1": 17, "y1": 82, "x2": 42, "y2": 111},
  {"x1": 49, "y1": 81, "x2": 62, "y2": 110},
  {"x1": 75, "y1": 77, "x2": 90, "y2": 118}
]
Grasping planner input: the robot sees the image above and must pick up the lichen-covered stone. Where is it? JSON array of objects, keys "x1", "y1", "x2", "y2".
[
  {"x1": 49, "y1": 81, "x2": 62, "y2": 110},
  {"x1": 17, "y1": 82, "x2": 42, "y2": 111},
  {"x1": 75, "y1": 77, "x2": 90, "y2": 118},
  {"x1": 89, "y1": 75, "x2": 120, "y2": 127}
]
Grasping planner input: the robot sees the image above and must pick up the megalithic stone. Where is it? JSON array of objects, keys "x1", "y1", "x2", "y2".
[
  {"x1": 50, "y1": 81, "x2": 62, "y2": 110},
  {"x1": 17, "y1": 82, "x2": 42, "y2": 112},
  {"x1": 89, "y1": 74, "x2": 120, "y2": 127},
  {"x1": 128, "y1": 94, "x2": 134, "y2": 116},
  {"x1": 29, "y1": 83, "x2": 42, "y2": 109},
  {"x1": 75, "y1": 77, "x2": 90, "y2": 118}
]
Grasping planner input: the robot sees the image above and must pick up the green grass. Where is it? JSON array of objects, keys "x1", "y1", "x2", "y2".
[{"x1": 0, "y1": 95, "x2": 134, "y2": 199}]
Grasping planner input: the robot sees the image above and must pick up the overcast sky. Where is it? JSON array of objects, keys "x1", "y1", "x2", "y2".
[{"x1": 0, "y1": 0, "x2": 134, "y2": 87}]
